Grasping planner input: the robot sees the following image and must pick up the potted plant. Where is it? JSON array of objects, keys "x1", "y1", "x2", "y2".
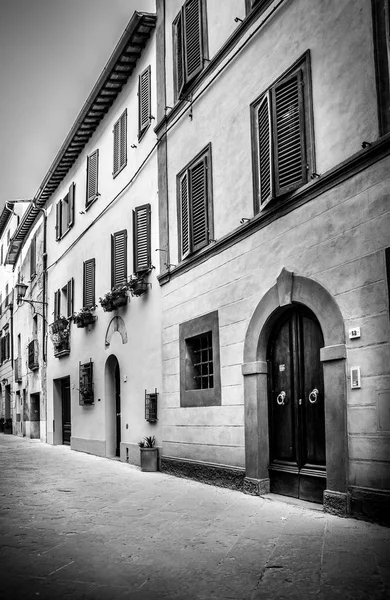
[
  {"x1": 50, "y1": 326, "x2": 70, "y2": 355},
  {"x1": 128, "y1": 275, "x2": 149, "y2": 297},
  {"x1": 73, "y1": 306, "x2": 96, "y2": 328},
  {"x1": 99, "y1": 286, "x2": 128, "y2": 312},
  {"x1": 50, "y1": 316, "x2": 69, "y2": 334},
  {"x1": 138, "y1": 436, "x2": 158, "y2": 472}
]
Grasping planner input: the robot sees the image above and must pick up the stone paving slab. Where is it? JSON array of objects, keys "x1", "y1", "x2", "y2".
[{"x1": 0, "y1": 435, "x2": 389, "y2": 600}]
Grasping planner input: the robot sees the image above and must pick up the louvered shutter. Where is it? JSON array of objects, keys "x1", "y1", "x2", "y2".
[
  {"x1": 112, "y1": 230, "x2": 127, "y2": 288},
  {"x1": 189, "y1": 156, "x2": 208, "y2": 252},
  {"x1": 180, "y1": 173, "x2": 190, "y2": 258},
  {"x1": 86, "y1": 150, "x2": 99, "y2": 204},
  {"x1": 83, "y1": 259, "x2": 95, "y2": 308},
  {"x1": 138, "y1": 67, "x2": 151, "y2": 137},
  {"x1": 54, "y1": 289, "x2": 60, "y2": 320},
  {"x1": 119, "y1": 111, "x2": 127, "y2": 169},
  {"x1": 66, "y1": 279, "x2": 74, "y2": 318},
  {"x1": 133, "y1": 204, "x2": 151, "y2": 273},
  {"x1": 30, "y1": 236, "x2": 36, "y2": 278},
  {"x1": 257, "y1": 91, "x2": 274, "y2": 209},
  {"x1": 175, "y1": 11, "x2": 185, "y2": 97},
  {"x1": 68, "y1": 183, "x2": 75, "y2": 228},
  {"x1": 113, "y1": 121, "x2": 120, "y2": 175},
  {"x1": 183, "y1": 0, "x2": 204, "y2": 84},
  {"x1": 55, "y1": 202, "x2": 61, "y2": 240},
  {"x1": 273, "y1": 70, "x2": 306, "y2": 196}
]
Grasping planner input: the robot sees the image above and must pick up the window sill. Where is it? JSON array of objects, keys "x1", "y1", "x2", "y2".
[
  {"x1": 85, "y1": 196, "x2": 99, "y2": 211},
  {"x1": 113, "y1": 161, "x2": 127, "y2": 179},
  {"x1": 56, "y1": 226, "x2": 72, "y2": 242}
]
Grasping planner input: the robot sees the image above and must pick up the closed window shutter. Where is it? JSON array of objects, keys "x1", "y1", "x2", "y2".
[
  {"x1": 133, "y1": 204, "x2": 151, "y2": 273},
  {"x1": 183, "y1": 0, "x2": 203, "y2": 84},
  {"x1": 30, "y1": 236, "x2": 36, "y2": 278},
  {"x1": 113, "y1": 121, "x2": 120, "y2": 175},
  {"x1": 55, "y1": 202, "x2": 61, "y2": 240},
  {"x1": 257, "y1": 91, "x2": 274, "y2": 209},
  {"x1": 189, "y1": 156, "x2": 208, "y2": 252},
  {"x1": 112, "y1": 230, "x2": 127, "y2": 287},
  {"x1": 273, "y1": 70, "x2": 306, "y2": 196},
  {"x1": 54, "y1": 289, "x2": 60, "y2": 320},
  {"x1": 68, "y1": 183, "x2": 75, "y2": 228},
  {"x1": 138, "y1": 67, "x2": 151, "y2": 137},
  {"x1": 83, "y1": 259, "x2": 95, "y2": 308},
  {"x1": 86, "y1": 150, "x2": 99, "y2": 204},
  {"x1": 67, "y1": 279, "x2": 74, "y2": 318},
  {"x1": 175, "y1": 11, "x2": 185, "y2": 97},
  {"x1": 119, "y1": 111, "x2": 127, "y2": 169},
  {"x1": 180, "y1": 173, "x2": 190, "y2": 258}
]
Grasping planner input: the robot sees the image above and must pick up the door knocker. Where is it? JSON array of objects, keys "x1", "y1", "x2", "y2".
[
  {"x1": 309, "y1": 388, "x2": 319, "y2": 404},
  {"x1": 276, "y1": 391, "x2": 287, "y2": 406}
]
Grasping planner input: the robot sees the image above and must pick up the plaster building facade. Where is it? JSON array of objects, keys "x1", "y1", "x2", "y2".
[
  {"x1": 5, "y1": 11, "x2": 162, "y2": 464},
  {"x1": 155, "y1": 0, "x2": 390, "y2": 523}
]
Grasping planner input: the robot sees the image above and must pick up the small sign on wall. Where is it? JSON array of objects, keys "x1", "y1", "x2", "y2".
[{"x1": 351, "y1": 366, "x2": 361, "y2": 389}]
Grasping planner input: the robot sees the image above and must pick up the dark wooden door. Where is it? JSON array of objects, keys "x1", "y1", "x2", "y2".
[
  {"x1": 61, "y1": 377, "x2": 71, "y2": 445},
  {"x1": 115, "y1": 364, "x2": 121, "y2": 457},
  {"x1": 268, "y1": 306, "x2": 326, "y2": 503}
]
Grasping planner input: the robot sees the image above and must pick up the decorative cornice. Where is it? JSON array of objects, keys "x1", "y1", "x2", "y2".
[{"x1": 158, "y1": 133, "x2": 390, "y2": 285}]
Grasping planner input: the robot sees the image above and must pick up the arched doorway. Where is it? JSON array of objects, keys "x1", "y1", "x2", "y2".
[
  {"x1": 242, "y1": 269, "x2": 349, "y2": 514},
  {"x1": 267, "y1": 304, "x2": 325, "y2": 503},
  {"x1": 105, "y1": 355, "x2": 121, "y2": 458}
]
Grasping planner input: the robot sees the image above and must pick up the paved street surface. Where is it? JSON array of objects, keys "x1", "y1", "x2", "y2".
[{"x1": 0, "y1": 435, "x2": 389, "y2": 600}]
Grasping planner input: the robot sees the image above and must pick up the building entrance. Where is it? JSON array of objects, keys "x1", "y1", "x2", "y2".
[
  {"x1": 267, "y1": 305, "x2": 326, "y2": 503},
  {"x1": 61, "y1": 377, "x2": 71, "y2": 445}
]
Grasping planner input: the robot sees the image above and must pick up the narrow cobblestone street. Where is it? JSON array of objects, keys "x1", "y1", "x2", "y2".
[{"x1": 0, "y1": 435, "x2": 389, "y2": 600}]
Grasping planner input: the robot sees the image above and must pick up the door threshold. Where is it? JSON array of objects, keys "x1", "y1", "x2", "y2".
[{"x1": 260, "y1": 492, "x2": 324, "y2": 512}]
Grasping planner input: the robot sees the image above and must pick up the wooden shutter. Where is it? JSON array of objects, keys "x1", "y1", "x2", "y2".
[
  {"x1": 139, "y1": 67, "x2": 151, "y2": 137},
  {"x1": 273, "y1": 70, "x2": 306, "y2": 196},
  {"x1": 83, "y1": 259, "x2": 95, "y2": 308},
  {"x1": 257, "y1": 91, "x2": 274, "y2": 209},
  {"x1": 180, "y1": 173, "x2": 190, "y2": 258},
  {"x1": 55, "y1": 202, "x2": 61, "y2": 240},
  {"x1": 86, "y1": 150, "x2": 99, "y2": 204},
  {"x1": 68, "y1": 183, "x2": 75, "y2": 227},
  {"x1": 113, "y1": 121, "x2": 120, "y2": 175},
  {"x1": 133, "y1": 204, "x2": 151, "y2": 273},
  {"x1": 54, "y1": 289, "x2": 60, "y2": 321},
  {"x1": 112, "y1": 230, "x2": 127, "y2": 288},
  {"x1": 183, "y1": 0, "x2": 204, "y2": 84},
  {"x1": 174, "y1": 11, "x2": 185, "y2": 97},
  {"x1": 30, "y1": 236, "x2": 36, "y2": 278},
  {"x1": 119, "y1": 111, "x2": 127, "y2": 169},
  {"x1": 66, "y1": 279, "x2": 74, "y2": 318},
  {"x1": 189, "y1": 155, "x2": 208, "y2": 252}
]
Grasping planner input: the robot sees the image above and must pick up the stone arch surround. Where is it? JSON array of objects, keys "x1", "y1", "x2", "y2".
[
  {"x1": 242, "y1": 268, "x2": 349, "y2": 515},
  {"x1": 105, "y1": 316, "x2": 128, "y2": 347}
]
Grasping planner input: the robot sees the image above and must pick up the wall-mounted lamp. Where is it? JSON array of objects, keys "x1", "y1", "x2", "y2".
[{"x1": 15, "y1": 282, "x2": 47, "y2": 319}]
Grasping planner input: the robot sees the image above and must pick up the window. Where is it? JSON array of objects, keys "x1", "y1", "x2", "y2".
[
  {"x1": 138, "y1": 67, "x2": 151, "y2": 140},
  {"x1": 86, "y1": 150, "x2": 99, "y2": 206},
  {"x1": 55, "y1": 183, "x2": 75, "y2": 240},
  {"x1": 53, "y1": 279, "x2": 73, "y2": 320},
  {"x1": 179, "y1": 311, "x2": 221, "y2": 407},
  {"x1": 173, "y1": 0, "x2": 208, "y2": 100},
  {"x1": 30, "y1": 236, "x2": 37, "y2": 279},
  {"x1": 83, "y1": 259, "x2": 95, "y2": 308},
  {"x1": 79, "y1": 360, "x2": 94, "y2": 405},
  {"x1": 245, "y1": 0, "x2": 271, "y2": 14},
  {"x1": 113, "y1": 111, "x2": 127, "y2": 177},
  {"x1": 112, "y1": 230, "x2": 127, "y2": 287},
  {"x1": 178, "y1": 145, "x2": 213, "y2": 260},
  {"x1": 251, "y1": 52, "x2": 315, "y2": 212},
  {"x1": 372, "y1": 0, "x2": 390, "y2": 134},
  {"x1": 133, "y1": 204, "x2": 151, "y2": 273},
  {"x1": 1, "y1": 332, "x2": 10, "y2": 362},
  {"x1": 5, "y1": 284, "x2": 8, "y2": 307},
  {"x1": 0, "y1": 245, "x2": 3, "y2": 264}
]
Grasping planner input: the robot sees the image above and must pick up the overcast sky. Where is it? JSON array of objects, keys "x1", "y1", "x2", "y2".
[{"x1": 0, "y1": 0, "x2": 155, "y2": 212}]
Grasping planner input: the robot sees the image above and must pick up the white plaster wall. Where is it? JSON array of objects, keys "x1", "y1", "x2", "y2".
[{"x1": 46, "y1": 32, "x2": 162, "y2": 459}]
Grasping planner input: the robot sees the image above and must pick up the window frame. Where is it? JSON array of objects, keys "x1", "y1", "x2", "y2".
[
  {"x1": 177, "y1": 143, "x2": 213, "y2": 261},
  {"x1": 55, "y1": 183, "x2": 75, "y2": 240},
  {"x1": 172, "y1": 0, "x2": 209, "y2": 102},
  {"x1": 179, "y1": 310, "x2": 221, "y2": 407},
  {"x1": 250, "y1": 51, "x2": 315, "y2": 214},
  {"x1": 86, "y1": 150, "x2": 99, "y2": 208},
  {"x1": 113, "y1": 110, "x2": 127, "y2": 178}
]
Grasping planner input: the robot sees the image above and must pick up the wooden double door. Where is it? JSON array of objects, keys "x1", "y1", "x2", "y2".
[{"x1": 268, "y1": 305, "x2": 326, "y2": 503}]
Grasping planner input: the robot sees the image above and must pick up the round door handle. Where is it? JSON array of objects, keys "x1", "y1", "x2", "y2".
[
  {"x1": 276, "y1": 391, "x2": 286, "y2": 406},
  {"x1": 309, "y1": 388, "x2": 319, "y2": 404}
]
